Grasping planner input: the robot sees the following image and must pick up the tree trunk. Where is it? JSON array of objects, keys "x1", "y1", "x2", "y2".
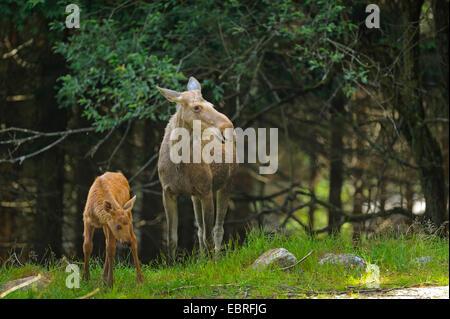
[
  {"x1": 328, "y1": 90, "x2": 345, "y2": 234},
  {"x1": 138, "y1": 122, "x2": 165, "y2": 263},
  {"x1": 308, "y1": 151, "x2": 319, "y2": 231},
  {"x1": 395, "y1": 0, "x2": 447, "y2": 228},
  {"x1": 351, "y1": 97, "x2": 367, "y2": 240},
  {"x1": 432, "y1": 0, "x2": 449, "y2": 104},
  {"x1": 431, "y1": 0, "x2": 449, "y2": 221},
  {"x1": 33, "y1": 59, "x2": 66, "y2": 259}
]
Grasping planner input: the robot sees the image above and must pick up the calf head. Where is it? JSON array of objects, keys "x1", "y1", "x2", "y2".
[
  {"x1": 103, "y1": 195, "x2": 136, "y2": 245},
  {"x1": 157, "y1": 77, "x2": 234, "y2": 141}
]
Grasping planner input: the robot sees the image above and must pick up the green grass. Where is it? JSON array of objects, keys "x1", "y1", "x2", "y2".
[{"x1": 0, "y1": 230, "x2": 448, "y2": 299}]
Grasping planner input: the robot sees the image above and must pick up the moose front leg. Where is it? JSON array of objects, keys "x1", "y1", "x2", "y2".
[
  {"x1": 214, "y1": 187, "x2": 230, "y2": 254},
  {"x1": 200, "y1": 191, "x2": 215, "y2": 252},
  {"x1": 191, "y1": 195, "x2": 205, "y2": 253},
  {"x1": 162, "y1": 189, "x2": 178, "y2": 260},
  {"x1": 82, "y1": 223, "x2": 95, "y2": 280}
]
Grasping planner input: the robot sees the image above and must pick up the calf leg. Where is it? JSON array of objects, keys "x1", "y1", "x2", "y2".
[
  {"x1": 82, "y1": 222, "x2": 95, "y2": 280},
  {"x1": 191, "y1": 195, "x2": 205, "y2": 252},
  {"x1": 102, "y1": 226, "x2": 116, "y2": 287},
  {"x1": 106, "y1": 235, "x2": 116, "y2": 287},
  {"x1": 129, "y1": 231, "x2": 144, "y2": 283},
  {"x1": 214, "y1": 187, "x2": 230, "y2": 254},
  {"x1": 163, "y1": 189, "x2": 178, "y2": 260},
  {"x1": 101, "y1": 226, "x2": 110, "y2": 283}
]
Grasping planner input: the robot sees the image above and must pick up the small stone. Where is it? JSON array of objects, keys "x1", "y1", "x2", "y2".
[
  {"x1": 251, "y1": 248, "x2": 296, "y2": 269},
  {"x1": 319, "y1": 253, "x2": 367, "y2": 269}
]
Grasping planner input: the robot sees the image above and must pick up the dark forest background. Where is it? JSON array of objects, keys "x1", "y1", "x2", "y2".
[{"x1": 0, "y1": 0, "x2": 448, "y2": 265}]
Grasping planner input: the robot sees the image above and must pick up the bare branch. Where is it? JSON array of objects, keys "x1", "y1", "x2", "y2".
[
  {"x1": 0, "y1": 127, "x2": 96, "y2": 164},
  {"x1": 129, "y1": 152, "x2": 159, "y2": 183},
  {"x1": 100, "y1": 119, "x2": 132, "y2": 170},
  {"x1": 280, "y1": 250, "x2": 314, "y2": 271},
  {"x1": 0, "y1": 127, "x2": 95, "y2": 145},
  {"x1": 0, "y1": 134, "x2": 67, "y2": 164},
  {"x1": 2, "y1": 38, "x2": 33, "y2": 59},
  {"x1": 84, "y1": 127, "x2": 116, "y2": 158}
]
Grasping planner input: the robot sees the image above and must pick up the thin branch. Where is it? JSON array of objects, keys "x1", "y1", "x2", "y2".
[
  {"x1": 350, "y1": 120, "x2": 418, "y2": 169},
  {"x1": 0, "y1": 127, "x2": 96, "y2": 164},
  {"x1": 227, "y1": 183, "x2": 415, "y2": 234},
  {"x1": 1, "y1": 38, "x2": 33, "y2": 59},
  {"x1": 0, "y1": 127, "x2": 95, "y2": 145},
  {"x1": 129, "y1": 152, "x2": 159, "y2": 183},
  {"x1": 77, "y1": 288, "x2": 100, "y2": 299},
  {"x1": 102, "y1": 119, "x2": 132, "y2": 170},
  {"x1": 280, "y1": 250, "x2": 314, "y2": 271},
  {"x1": 85, "y1": 127, "x2": 116, "y2": 158},
  {"x1": 130, "y1": 180, "x2": 160, "y2": 192},
  {"x1": 0, "y1": 134, "x2": 68, "y2": 164},
  {"x1": 0, "y1": 274, "x2": 42, "y2": 298}
]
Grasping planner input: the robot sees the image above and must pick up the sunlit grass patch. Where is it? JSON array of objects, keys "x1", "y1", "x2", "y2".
[{"x1": 0, "y1": 230, "x2": 448, "y2": 299}]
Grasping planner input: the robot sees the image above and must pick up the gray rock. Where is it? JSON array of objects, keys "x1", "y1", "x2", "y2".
[
  {"x1": 319, "y1": 253, "x2": 367, "y2": 269},
  {"x1": 251, "y1": 248, "x2": 296, "y2": 269},
  {"x1": 411, "y1": 256, "x2": 434, "y2": 265}
]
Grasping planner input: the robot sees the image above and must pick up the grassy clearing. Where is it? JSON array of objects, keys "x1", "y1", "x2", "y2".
[{"x1": 0, "y1": 230, "x2": 448, "y2": 299}]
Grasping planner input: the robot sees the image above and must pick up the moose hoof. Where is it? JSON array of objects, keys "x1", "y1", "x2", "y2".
[{"x1": 99, "y1": 278, "x2": 113, "y2": 289}]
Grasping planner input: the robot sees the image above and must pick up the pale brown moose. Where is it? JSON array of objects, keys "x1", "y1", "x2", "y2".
[{"x1": 157, "y1": 77, "x2": 238, "y2": 259}]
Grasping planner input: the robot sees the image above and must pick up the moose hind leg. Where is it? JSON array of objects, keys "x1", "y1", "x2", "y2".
[
  {"x1": 214, "y1": 188, "x2": 230, "y2": 254},
  {"x1": 163, "y1": 189, "x2": 178, "y2": 260}
]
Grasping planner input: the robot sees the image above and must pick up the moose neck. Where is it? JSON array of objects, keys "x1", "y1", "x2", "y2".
[
  {"x1": 172, "y1": 104, "x2": 204, "y2": 141},
  {"x1": 173, "y1": 104, "x2": 191, "y2": 131}
]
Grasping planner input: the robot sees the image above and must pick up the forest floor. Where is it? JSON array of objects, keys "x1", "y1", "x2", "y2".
[
  {"x1": 0, "y1": 230, "x2": 448, "y2": 299},
  {"x1": 333, "y1": 285, "x2": 448, "y2": 299}
]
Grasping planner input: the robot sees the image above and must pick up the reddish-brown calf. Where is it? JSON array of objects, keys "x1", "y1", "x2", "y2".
[{"x1": 82, "y1": 171, "x2": 143, "y2": 287}]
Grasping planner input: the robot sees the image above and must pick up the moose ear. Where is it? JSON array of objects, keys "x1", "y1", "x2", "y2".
[
  {"x1": 156, "y1": 87, "x2": 182, "y2": 103},
  {"x1": 104, "y1": 200, "x2": 113, "y2": 213},
  {"x1": 123, "y1": 195, "x2": 136, "y2": 211},
  {"x1": 187, "y1": 76, "x2": 201, "y2": 91}
]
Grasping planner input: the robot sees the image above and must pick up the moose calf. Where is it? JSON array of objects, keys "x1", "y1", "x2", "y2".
[{"x1": 82, "y1": 172, "x2": 143, "y2": 287}]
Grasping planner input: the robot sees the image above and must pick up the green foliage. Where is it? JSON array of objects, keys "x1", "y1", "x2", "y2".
[
  {"x1": 52, "y1": 15, "x2": 186, "y2": 131},
  {"x1": 0, "y1": 0, "x2": 64, "y2": 32},
  {"x1": 47, "y1": 0, "x2": 360, "y2": 130}
]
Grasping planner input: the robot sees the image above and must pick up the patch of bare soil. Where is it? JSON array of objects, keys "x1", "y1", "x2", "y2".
[{"x1": 334, "y1": 286, "x2": 449, "y2": 299}]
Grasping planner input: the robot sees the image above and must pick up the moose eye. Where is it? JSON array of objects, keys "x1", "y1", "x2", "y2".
[
  {"x1": 193, "y1": 105, "x2": 200, "y2": 112},
  {"x1": 116, "y1": 225, "x2": 122, "y2": 230}
]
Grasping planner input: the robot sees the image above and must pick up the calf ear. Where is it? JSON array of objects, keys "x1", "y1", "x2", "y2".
[
  {"x1": 156, "y1": 87, "x2": 182, "y2": 103},
  {"x1": 123, "y1": 195, "x2": 137, "y2": 211},
  {"x1": 104, "y1": 200, "x2": 113, "y2": 213},
  {"x1": 187, "y1": 76, "x2": 201, "y2": 91}
]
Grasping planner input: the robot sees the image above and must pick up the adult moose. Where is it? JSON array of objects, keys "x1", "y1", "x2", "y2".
[{"x1": 157, "y1": 77, "x2": 238, "y2": 259}]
